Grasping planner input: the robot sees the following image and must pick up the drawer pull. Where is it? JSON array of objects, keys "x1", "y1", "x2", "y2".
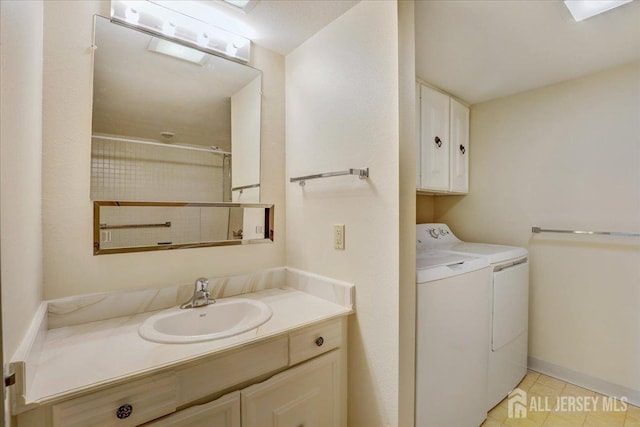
[
  {"x1": 315, "y1": 337, "x2": 324, "y2": 347},
  {"x1": 116, "y1": 404, "x2": 133, "y2": 419}
]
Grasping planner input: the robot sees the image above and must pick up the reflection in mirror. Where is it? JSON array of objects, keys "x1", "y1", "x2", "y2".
[
  {"x1": 93, "y1": 202, "x2": 274, "y2": 255},
  {"x1": 90, "y1": 16, "x2": 262, "y2": 204}
]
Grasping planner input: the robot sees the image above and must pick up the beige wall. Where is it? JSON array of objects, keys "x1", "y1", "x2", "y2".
[
  {"x1": 42, "y1": 1, "x2": 285, "y2": 299},
  {"x1": 285, "y1": 1, "x2": 401, "y2": 425},
  {"x1": 1, "y1": 2, "x2": 44, "y2": 424},
  {"x1": 231, "y1": 76, "x2": 262, "y2": 194},
  {"x1": 397, "y1": 2, "x2": 417, "y2": 426},
  {"x1": 416, "y1": 194, "x2": 435, "y2": 223},
  {"x1": 435, "y1": 63, "x2": 640, "y2": 392},
  {"x1": 0, "y1": 0, "x2": 44, "y2": 362}
]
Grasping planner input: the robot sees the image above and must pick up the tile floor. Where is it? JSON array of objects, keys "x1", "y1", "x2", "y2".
[{"x1": 482, "y1": 371, "x2": 640, "y2": 427}]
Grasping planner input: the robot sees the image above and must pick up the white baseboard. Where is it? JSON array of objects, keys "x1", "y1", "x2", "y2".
[{"x1": 528, "y1": 356, "x2": 640, "y2": 407}]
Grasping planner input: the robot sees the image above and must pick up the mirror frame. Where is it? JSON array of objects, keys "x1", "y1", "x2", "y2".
[{"x1": 93, "y1": 201, "x2": 274, "y2": 255}]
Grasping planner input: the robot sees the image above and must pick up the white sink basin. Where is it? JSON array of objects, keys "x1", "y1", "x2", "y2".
[{"x1": 139, "y1": 298, "x2": 273, "y2": 344}]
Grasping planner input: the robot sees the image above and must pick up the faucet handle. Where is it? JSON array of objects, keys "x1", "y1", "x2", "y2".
[{"x1": 195, "y1": 277, "x2": 209, "y2": 292}]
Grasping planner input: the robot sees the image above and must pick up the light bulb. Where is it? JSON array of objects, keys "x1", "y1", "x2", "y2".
[
  {"x1": 197, "y1": 32, "x2": 209, "y2": 47},
  {"x1": 124, "y1": 6, "x2": 139, "y2": 25},
  {"x1": 162, "y1": 22, "x2": 176, "y2": 37},
  {"x1": 225, "y1": 43, "x2": 238, "y2": 56},
  {"x1": 230, "y1": 36, "x2": 248, "y2": 49}
]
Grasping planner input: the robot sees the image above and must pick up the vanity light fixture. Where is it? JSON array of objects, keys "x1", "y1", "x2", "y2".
[
  {"x1": 564, "y1": 0, "x2": 633, "y2": 21},
  {"x1": 111, "y1": 0, "x2": 251, "y2": 63}
]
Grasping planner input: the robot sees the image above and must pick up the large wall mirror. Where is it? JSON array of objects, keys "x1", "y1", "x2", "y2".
[{"x1": 90, "y1": 16, "x2": 267, "y2": 253}]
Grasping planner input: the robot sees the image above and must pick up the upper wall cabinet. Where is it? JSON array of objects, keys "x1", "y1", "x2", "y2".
[{"x1": 416, "y1": 83, "x2": 469, "y2": 194}]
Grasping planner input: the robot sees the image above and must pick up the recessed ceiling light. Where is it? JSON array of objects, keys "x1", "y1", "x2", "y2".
[
  {"x1": 219, "y1": 0, "x2": 259, "y2": 14},
  {"x1": 147, "y1": 38, "x2": 208, "y2": 66},
  {"x1": 564, "y1": 0, "x2": 633, "y2": 22}
]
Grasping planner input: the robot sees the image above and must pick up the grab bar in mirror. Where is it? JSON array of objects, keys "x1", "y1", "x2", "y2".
[
  {"x1": 232, "y1": 183, "x2": 260, "y2": 193},
  {"x1": 532, "y1": 227, "x2": 640, "y2": 237},
  {"x1": 290, "y1": 168, "x2": 369, "y2": 186},
  {"x1": 100, "y1": 221, "x2": 172, "y2": 230}
]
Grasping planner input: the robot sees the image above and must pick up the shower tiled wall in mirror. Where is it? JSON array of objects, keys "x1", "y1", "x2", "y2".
[{"x1": 91, "y1": 137, "x2": 230, "y2": 202}]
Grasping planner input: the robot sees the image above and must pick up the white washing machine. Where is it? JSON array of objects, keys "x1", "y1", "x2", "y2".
[
  {"x1": 415, "y1": 250, "x2": 491, "y2": 427},
  {"x1": 417, "y1": 224, "x2": 529, "y2": 410}
]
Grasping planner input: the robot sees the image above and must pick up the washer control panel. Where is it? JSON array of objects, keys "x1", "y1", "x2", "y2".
[
  {"x1": 428, "y1": 227, "x2": 450, "y2": 239},
  {"x1": 417, "y1": 223, "x2": 459, "y2": 247}
]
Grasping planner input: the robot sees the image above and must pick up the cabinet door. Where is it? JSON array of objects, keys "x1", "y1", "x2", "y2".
[
  {"x1": 419, "y1": 85, "x2": 450, "y2": 191},
  {"x1": 449, "y1": 98, "x2": 469, "y2": 193},
  {"x1": 242, "y1": 351, "x2": 341, "y2": 427},
  {"x1": 146, "y1": 391, "x2": 240, "y2": 427}
]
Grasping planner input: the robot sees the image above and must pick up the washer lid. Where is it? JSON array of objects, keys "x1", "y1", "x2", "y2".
[
  {"x1": 416, "y1": 251, "x2": 489, "y2": 282},
  {"x1": 416, "y1": 223, "x2": 527, "y2": 264},
  {"x1": 442, "y1": 242, "x2": 528, "y2": 264}
]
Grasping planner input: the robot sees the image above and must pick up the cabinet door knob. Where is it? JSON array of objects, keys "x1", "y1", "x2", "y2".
[
  {"x1": 116, "y1": 404, "x2": 133, "y2": 419},
  {"x1": 434, "y1": 136, "x2": 442, "y2": 147},
  {"x1": 460, "y1": 144, "x2": 466, "y2": 154},
  {"x1": 315, "y1": 337, "x2": 324, "y2": 347}
]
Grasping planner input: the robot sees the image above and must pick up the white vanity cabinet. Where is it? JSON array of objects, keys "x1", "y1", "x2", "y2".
[
  {"x1": 417, "y1": 83, "x2": 470, "y2": 194},
  {"x1": 16, "y1": 317, "x2": 347, "y2": 427},
  {"x1": 242, "y1": 351, "x2": 342, "y2": 427}
]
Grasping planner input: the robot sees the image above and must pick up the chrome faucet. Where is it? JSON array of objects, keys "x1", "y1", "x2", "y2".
[{"x1": 180, "y1": 277, "x2": 214, "y2": 309}]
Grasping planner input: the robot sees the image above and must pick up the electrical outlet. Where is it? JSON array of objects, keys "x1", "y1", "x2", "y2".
[{"x1": 334, "y1": 224, "x2": 345, "y2": 250}]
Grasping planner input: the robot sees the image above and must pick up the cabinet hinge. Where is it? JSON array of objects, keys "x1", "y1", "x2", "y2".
[{"x1": 4, "y1": 372, "x2": 15, "y2": 387}]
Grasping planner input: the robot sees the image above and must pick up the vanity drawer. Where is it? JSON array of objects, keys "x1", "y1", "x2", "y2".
[
  {"x1": 289, "y1": 318, "x2": 343, "y2": 365},
  {"x1": 51, "y1": 373, "x2": 178, "y2": 427}
]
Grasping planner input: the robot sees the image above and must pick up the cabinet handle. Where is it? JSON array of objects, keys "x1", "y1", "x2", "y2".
[
  {"x1": 315, "y1": 336, "x2": 324, "y2": 347},
  {"x1": 434, "y1": 136, "x2": 442, "y2": 148},
  {"x1": 116, "y1": 404, "x2": 133, "y2": 419},
  {"x1": 460, "y1": 144, "x2": 466, "y2": 154}
]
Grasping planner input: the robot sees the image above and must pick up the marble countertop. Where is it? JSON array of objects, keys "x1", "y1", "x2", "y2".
[{"x1": 25, "y1": 287, "x2": 352, "y2": 405}]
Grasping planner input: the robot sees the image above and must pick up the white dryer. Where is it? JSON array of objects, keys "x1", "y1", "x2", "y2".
[
  {"x1": 417, "y1": 224, "x2": 529, "y2": 410},
  {"x1": 415, "y1": 251, "x2": 491, "y2": 427}
]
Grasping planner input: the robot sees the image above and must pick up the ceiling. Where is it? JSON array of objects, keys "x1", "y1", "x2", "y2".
[
  {"x1": 148, "y1": 0, "x2": 639, "y2": 105},
  {"x1": 415, "y1": 0, "x2": 640, "y2": 104},
  {"x1": 160, "y1": 0, "x2": 360, "y2": 56}
]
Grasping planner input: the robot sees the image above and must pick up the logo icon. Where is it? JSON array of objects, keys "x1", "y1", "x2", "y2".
[{"x1": 508, "y1": 388, "x2": 528, "y2": 419}]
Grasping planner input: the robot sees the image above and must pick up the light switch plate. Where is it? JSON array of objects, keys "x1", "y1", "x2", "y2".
[{"x1": 334, "y1": 224, "x2": 345, "y2": 250}]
